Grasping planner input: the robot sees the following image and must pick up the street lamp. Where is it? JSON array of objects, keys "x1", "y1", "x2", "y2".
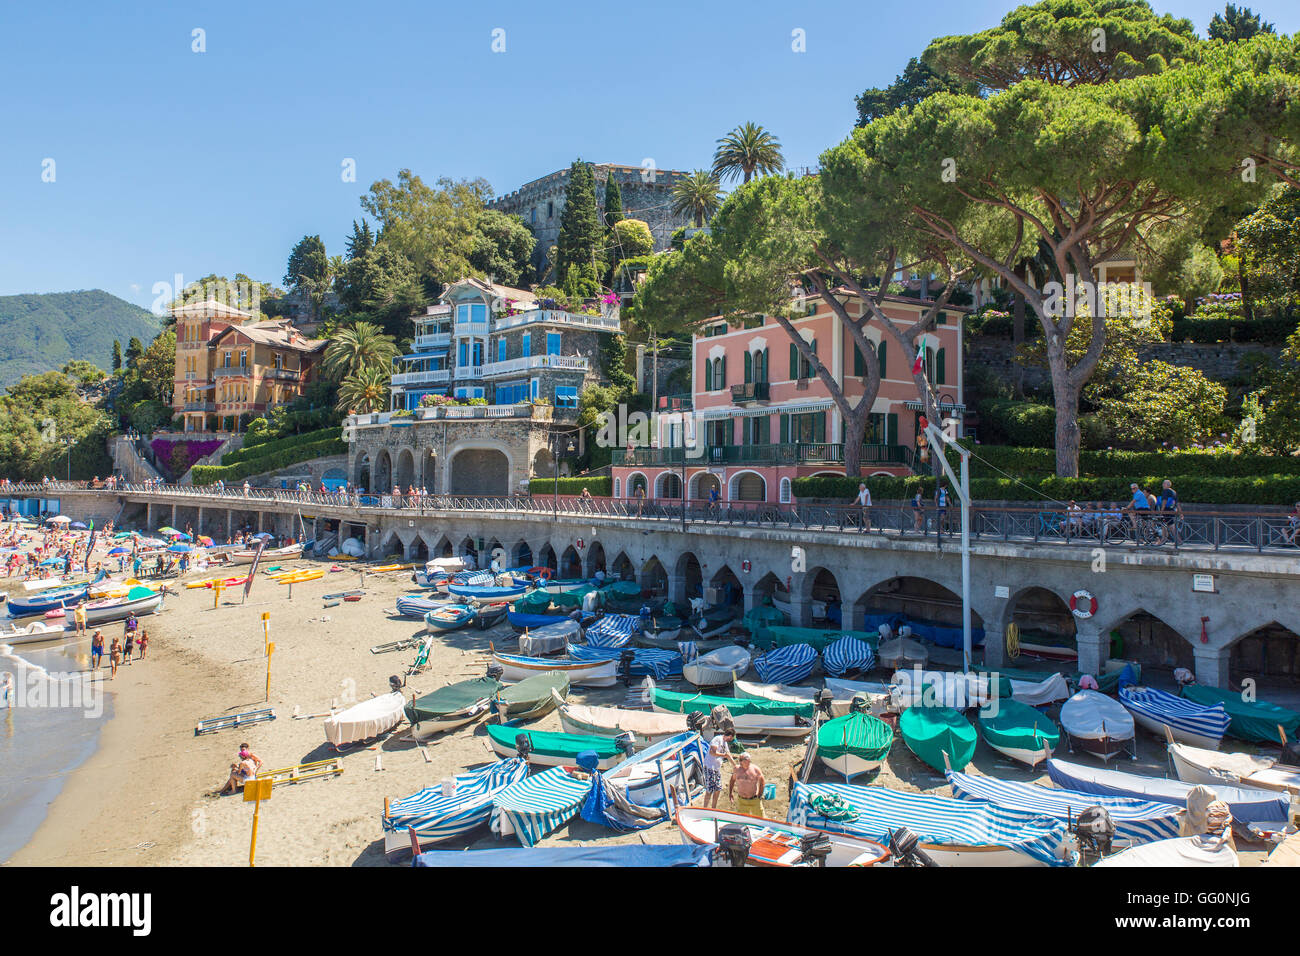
[
  {"x1": 919, "y1": 415, "x2": 972, "y2": 673},
  {"x1": 551, "y1": 430, "x2": 578, "y2": 516},
  {"x1": 60, "y1": 437, "x2": 77, "y2": 482}
]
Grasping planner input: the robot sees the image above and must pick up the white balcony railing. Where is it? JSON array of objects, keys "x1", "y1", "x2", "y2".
[
  {"x1": 481, "y1": 353, "x2": 589, "y2": 377},
  {"x1": 453, "y1": 365, "x2": 483, "y2": 380},
  {"x1": 453, "y1": 320, "x2": 489, "y2": 338},
  {"x1": 493, "y1": 308, "x2": 621, "y2": 332},
  {"x1": 391, "y1": 369, "x2": 450, "y2": 386},
  {"x1": 413, "y1": 332, "x2": 452, "y2": 349}
]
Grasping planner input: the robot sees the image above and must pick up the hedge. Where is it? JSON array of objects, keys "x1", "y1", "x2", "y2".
[
  {"x1": 1171, "y1": 314, "x2": 1294, "y2": 344},
  {"x1": 978, "y1": 399, "x2": 1057, "y2": 447},
  {"x1": 220, "y1": 428, "x2": 342, "y2": 467},
  {"x1": 792, "y1": 473, "x2": 1300, "y2": 505},
  {"x1": 528, "y1": 477, "x2": 612, "y2": 496},
  {"x1": 191, "y1": 436, "x2": 346, "y2": 484}
]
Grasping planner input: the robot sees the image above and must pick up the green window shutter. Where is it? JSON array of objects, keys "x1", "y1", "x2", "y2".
[
  {"x1": 704, "y1": 359, "x2": 712, "y2": 391},
  {"x1": 789, "y1": 344, "x2": 797, "y2": 379},
  {"x1": 853, "y1": 345, "x2": 864, "y2": 377},
  {"x1": 887, "y1": 412, "x2": 898, "y2": 446},
  {"x1": 744, "y1": 351, "x2": 752, "y2": 384},
  {"x1": 720, "y1": 356, "x2": 726, "y2": 388},
  {"x1": 814, "y1": 412, "x2": 825, "y2": 444},
  {"x1": 878, "y1": 341, "x2": 887, "y2": 378},
  {"x1": 780, "y1": 414, "x2": 789, "y2": 443},
  {"x1": 936, "y1": 348, "x2": 947, "y2": 385}
]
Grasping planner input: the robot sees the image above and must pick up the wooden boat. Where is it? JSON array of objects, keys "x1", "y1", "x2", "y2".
[
  {"x1": 65, "y1": 587, "x2": 162, "y2": 626},
  {"x1": 517, "y1": 618, "x2": 582, "y2": 656},
  {"x1": 824, "y1": 677, "x2": 898, "y2": 715},
  {"x1": 404, "y1": 677, "x2": 502, "y2": 739},
  {"x1": 7, "y1": 585, "x2": 88, "y2": 617},
  {"x1": 602, "y1": 732, "x2": 704, "y2": 808},
  {"x1": 816, "y1": 711, "x2": 895, "y2": 780},
  {"x1": 396, "y1": 594, "x2": 451, "y2": 618},
  {"x1": 641, "y1": 615, "x2": 683, "y2": 644},
  {"x1": 447, "y1": 583, "x2": 530, "y2": 603},
  {"x1": 877, "y1": 636, "x2": 928, "y2": 670},
  {"x1": 1180, "y1": 684, "x2": 1300, "y2": 745},
  {"x1": 689, "y1": 607, "x2": 738, "y2": 639},
  {"x1": 651, "y1": 688, "x2": 813, "y2": 737},
  {"x1": 1119, "y1": 685, "x2": 1231, "y2": 749},
  {"x1": 1059, "y1": 690, "x2": 1135, "y2": 762},
  {"x1": 474, "y1": 602, "x2": 510, "y2": 630},
  {"x1": 424, "y1": 604, "x2": 477, "y2": 632},
  {"x1": 324, "y1": 691, "x2": 405, "y2": 748},
  {"x1": 1167, "y1": 739, "x2": 1300, "y2": 794},
  {"x1": 490, "y1": 650, "x2": 618, "y2": 687},
  {"x1": 554, "y1": 692, "x2": 689, "y2": 746},
  {"x1": 635, "y1": 629, "x2": 730, "y2": 652},
  {"x1": 675, "y1": 807, "x2": 889, "y2": 867},
  {"x1": 228, "y1": 543, "x2": 302, "y2": 565},
  {"x1": 682, "y1": 645, "x2": 752, "y2": 687},
  {"x1": 383, "y1": 757, "x2": 528, "y2": 860},
  {"x1": 734, "y1": 679, "x2": 826, "y2": 708},
  {"x1": 1093, "y1": 834, "x2": 1238, "y2": 868},
  {"x1": 0, "y1": 620, "x2": 67, "y2": 645},
  {"x1": 490, "y1": 670, "x2": 570, "y2": 721},
  {"x1": 485, "y1": 723, "x2": 628, "y2": 769},
  {"x1": 899, "y1": 705, "x2": 977, "y2": 772},
  {"x1": 979, "y1": 698, "x2": 1059, "y2": 767}
]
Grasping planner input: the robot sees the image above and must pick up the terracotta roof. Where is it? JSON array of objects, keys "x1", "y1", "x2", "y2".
[
  {"x1": 210, "y1": 320, "x2": 325, "y2": 352},
  {"x1": 442, "y1": 277, "x2": 537, "y2": 305}
]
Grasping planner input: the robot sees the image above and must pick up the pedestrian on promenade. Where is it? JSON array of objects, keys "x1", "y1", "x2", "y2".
[
  {"x1": 1284, "y1": 502, "x2": 1300, "y2": 546},
  {"x1": 854, "y1": 482, "x2": 872, "y2": 534},
  {"x1": 634, "y1": 484, "x2": 645, "y2": 516},
  {"x1": 934, "y1": 483, "x2": 950, "y2": 534}
]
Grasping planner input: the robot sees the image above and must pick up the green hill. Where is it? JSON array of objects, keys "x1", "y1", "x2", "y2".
[{"x1": 0, "y1": 289, "x2": 162, "y2": 386}]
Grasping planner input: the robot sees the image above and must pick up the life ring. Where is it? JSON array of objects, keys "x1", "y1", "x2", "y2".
[
  {"x1": 1069, "y1": 590, "x2": 1097, "y2": 619},
  {"x1": 527, "y1": 566, "x2": 553, "y2": 581}
]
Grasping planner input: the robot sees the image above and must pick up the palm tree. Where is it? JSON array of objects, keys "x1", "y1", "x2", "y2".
[
  {"x1": 322, "y1": 321, "x2": 398, "y2": 382},
  {"x1": 712, "y1": 122, "x2": 785, "y2": 184},
  {"x1": 336, "y1": 365, "x2": 390, "y2": 413},
  {"x1": 671, "y1": 171, "x2": 723, "y2": 228}
]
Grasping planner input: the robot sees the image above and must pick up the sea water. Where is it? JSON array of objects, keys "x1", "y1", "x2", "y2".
[{"x1": 0, "y1": 635, "x2": 112, "y2": 863}]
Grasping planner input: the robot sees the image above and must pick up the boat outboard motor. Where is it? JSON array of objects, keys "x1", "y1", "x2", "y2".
[
  {"x1": 716, "y1": 824, "x2": 752, "y2": 867},
  {"x1": 888, "y1": 827, "x2": 937, "y2": 867},
  {"x1": 1073, "y1": 806, "x2": 1117, "y2": 866},
  {"x1": 614, "y1": 731, "x2": 637, "y2": 757},
  {"x1": 388, "y1": 674, "x2": 405, "y2": 693},
  {"x1": 848, "y1": 694, "x2": 870, "y2": 715},
  {"x1": 1281, "y1": 736, "x2": 1300, "y2": 769},
  {"x1": 486, "y1": 663, "x2": 504, "y2": 681},
  {"x1": 685, "y1": 711, "x2": 708, "y2": 735},
  {"x1": 815, "y1": 688, "x2": 836, "y2": 718},
  {"x1": 618, "y1": 649, "x2": 637, "y2": 687},
  {"x1": 514, "y1": 733, "x2": 534, "y2": 761},
  {"x1": 798, "y1": 832, "x2": 833, "y2": 867}
]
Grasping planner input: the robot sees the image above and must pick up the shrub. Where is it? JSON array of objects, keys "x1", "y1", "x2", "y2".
[
  {"x1": 528, "y1": 476, "x2": 611, "y2": 496},
  {"x1": 219, "y1": 427, "x2": 342, "y2": 466},
  {"x1": 191, "y1": 435, "x2": 346, "y2": 485},
  {"x1": 978, "y1": 399, "x2": 1056, "y2": 446}
]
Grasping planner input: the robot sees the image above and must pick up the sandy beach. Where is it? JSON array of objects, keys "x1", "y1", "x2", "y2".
[{"x1": 2, "y1": 553, "x2": 1274, "y2": 867}]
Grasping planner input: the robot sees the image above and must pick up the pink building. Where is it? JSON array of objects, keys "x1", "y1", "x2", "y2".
[{"x1": 611, "y1": 291, "x2": 966, "y2": 504}]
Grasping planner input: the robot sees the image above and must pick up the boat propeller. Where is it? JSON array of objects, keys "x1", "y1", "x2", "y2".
[
  {"x1": 388, "y1": 675, "x2": 405, "y2": 693},
  {"x1": 614, "y1": 731, "x2": 637, "y2": 757},
  {"x1": 716, "y1": 824, "x2": 752, "y2": 867},
  {"x1": 1071, "y1": 806, "x2": 1117, "y2": 866},
  {"x1": 815, "y1": 688, "x2": 836, "y2": 717},
  {"x1": 888, "y1": 827, "x2": 938, "y2": 867},
  {"x1": 798, "y1": 832, "x2": 833, "y2": 867},
  {"x1": 514, "y1": 734, "x2": 533, "y2": 760},
  {"x1": 685, "y1": 711, "x2": 707, "y2": 735},
  {"x1": 486, "y1": 664, "x2": 504, "y2": 681}
]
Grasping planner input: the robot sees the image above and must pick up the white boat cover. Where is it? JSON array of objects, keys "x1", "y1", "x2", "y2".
[
  {"x1": 557, "y1": 697, "x2": 688, "y2": 740},
  {"x1": 683, "y1": 645, "x2": 751, "y2": 686},
  {"x1": 1169, "y1": 741, "x2": 1300, "y2": 792},
  {"x1": 824, "y1": 677, "x2": 896, "y2": 711},
  {"x1": 734, "y1": 679, "x2": 821, "y2": 706},
  {"x1": 1059, "y1": 690, "x2": 1134, "y2": 741},
  {"x1": 324, "y1": 692, "x2": 405, "y2": 747},
  {"x1": 1093, "y1": 834, "x2": 1238, "y2": 867},
  {"x1": 1009, "y1": 672, "x2": 1071, "y2": 706},
  {"x1": 518, "y1": 619, "x2": 581, "y2": 656},
  {"x1": 877, "y1": 636, "x2": 927, "y2": 669}
]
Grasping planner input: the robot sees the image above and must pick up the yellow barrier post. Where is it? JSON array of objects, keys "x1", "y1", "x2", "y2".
[
  {"x1": 213, "y1": 581, "x2": 223, "y2": 610},
  {"x1": 244, "y1": 777, "x2": 272, "y2": 866},
  {"x1": 262, "y1": 611, "x2": 270, "y2": 655},
  {"x1": 265, "y1": 641, "x2": 275, "y2": 702}
]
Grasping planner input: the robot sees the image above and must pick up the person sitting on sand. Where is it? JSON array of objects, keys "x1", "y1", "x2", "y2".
[
  {"x1": 219, "y1": 759, "x2": 258, "y2": 795},
  {"x1": 238, "y1": 742, "x2": 263, "y2": 774}
]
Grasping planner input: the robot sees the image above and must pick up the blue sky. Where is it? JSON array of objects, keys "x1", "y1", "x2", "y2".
[{"x1": 1, "y1": 0, "x2": 1295, "y2": 311}]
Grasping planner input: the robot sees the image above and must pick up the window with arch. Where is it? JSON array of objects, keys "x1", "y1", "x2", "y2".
[
  {"x1": 779, "y1": 476, "x2": 792, "y2": 503},
  {"x1": 712, "y1": 356, "x2": 725, "y2": 390},
  {"x1": 613, "y1": 477, "x2": 621, "y2": 498},
  {"x1": 745, "y1": 348, "x2": 769, "y2": 384}
]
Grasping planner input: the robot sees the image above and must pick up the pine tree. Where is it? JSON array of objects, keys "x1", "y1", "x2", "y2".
[
  {"x1": 111, "y1": 340, "x2": 122, "y2": 372},
  {"x1": 346, "y1": 219, "x2": 374, "y2": 260},
  {"x1": 603, "y1": 175, "x2": 624, "y2": 229},
  {"x1": 556, "y1": 160, "x2": 602, "y2": 298},
  {"x1": 125, "y1": 337, "x2": 144, "y2": 369}
]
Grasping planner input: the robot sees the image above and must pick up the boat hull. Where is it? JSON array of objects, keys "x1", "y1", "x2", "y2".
[
  {"x1": 409, "y1": 703, "x2": 492, "y2": 739},
  {"x1": 487, "y1": 734, "x2": 622, "y2": 769},
  {"x1": 67, "y1": 592, "x2": 162, "y2": 626},
  {"x1": 986, "y1": 741, "x2": 1054, "y2": 767},
  {"x1": 818, "y1": 752, "x2": 884, "y2": 781},
  {"x1": 675, "y1": 808, "x2": 889, "y2": 867},
  {"x1": 1129, "y1": 710, "x2": 1223, "y2": 750},
  {"x1": 491, "y1": 653, "x2": 617, "y2": 687}
]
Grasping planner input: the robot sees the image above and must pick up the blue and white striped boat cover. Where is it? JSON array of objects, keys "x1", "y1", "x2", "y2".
[
  {"x1": 585, "y1": 614, "x2": 639, "y2": 648},
  {"x1": 789, "y1": 782, "x2": 1074, "y2": 866},
  {"x1": 1119, "y1": 686, "x2": 1231, "y2": 743},
  {"x1": 491, "y1": 766, "x2": 592, "y2": 847},
  {"x1": 677, "y1": 640, "x2": 699, "y2": 663},
  {"x1": 566, "y1": 643, "x2": 683, "y2": 679},
  {"x1": 395, "y1": 594, "x2": 443, "y2": 618},
  {"x1": 823, "y1": 636, "x2": 876, "y2": 677},
  {"x1": 452, "y1": 570, "x2": 496, "y2": 587},
  {"x1": 945, "y1": 770, "x2": 1180, "y2": 846},
  {"x1": 384, "y1": 758, "x2": 528, "y2": 841},
  {"x1": 754, "y1": 643, "x2": 818, "y2": 684}
]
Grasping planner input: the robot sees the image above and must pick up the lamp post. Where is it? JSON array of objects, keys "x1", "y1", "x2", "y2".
[
  {"x1": 920, "y1": 415, "x2": 972, "y2": 673},
  {"x1": 551, "y1": 430, "x2": 578, "y2": 517},
  {"x1": 61, "y1": 437, "x2": 77, "y2": 482}
]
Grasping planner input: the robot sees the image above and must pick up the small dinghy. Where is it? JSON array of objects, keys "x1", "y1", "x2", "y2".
[
  {"x1": 517, "y1": 619, "x2": 582, "y2": 656},
  {"x1": 734, "y1": 679, "x2": 827, "y2": 709},
  {"x1": 447, "y1": 582, "x2": 530, "y2": 603},
  {"x1": 424, "y1": 604, "x2": 476, "y2": 632},
  {"x1": 395, "y1": 594, "x2": 448, "y2": 619},
  {"x1": 1119, "y1": 685, "x2": 1231, "y2": 749},
  {"x1": 1059, "y1": 690, "x2": 1135, "y2": 762},
  {"x1": 899, "y1": 705, "x2": 977, "y2": 772},
  {"x1": 485, "y1": 723, "x2": 629, "y2": 769},
  {"x1": 597, "y1": 732, "x2": 706, "y2": 810},
  {"x1": 689, "y1": 607, "x2": 738, "y2": 639},
  {"x1": 641, "y1": 614, "x2": 683, "y2": 644},
  {"x1": 652, "y1": 688, "x2": 813, "y2": 737},
  {"x1": 676, "y1": 807, "x2": 890, "y2": 867},
  {"x1": 585, "y1": 613, "x2": 639, "y2": 649},
  {"x1": 877, "y1": 636, "x2": 927, "y2": 670},
  {"x1": 565, "y1": 643, "x2": 684, "y2": 680},
  {"x1": 1093, "y1": 834, "x2": 1238, "y2": 868},
  {"x1": 979, "y1": 698, "x2": 1059, "y2": 767},
  {"x1": 0, "y1": 620, "x2": 67, "y2": 645},
  {"x1": 66, "y1": 587, "x2": 163, "y2": 625},
  {"x1": 753, "y1": 643, "x2": 819, "y2": 685},
  {"x1": 490, "y1": 670, "x2": 570, "y2": 721},
  {"x1": 489, "y1": 765, "x2": 593, "y2": 847},
  {"x1": 824, "y1": 677, "x2": 898, "y2": 714},
  {"x1": 491, "y1": 651, "x2": 618, "y2": 687},
  {"x1": 816, "y1": 710, "x2": 895, "y2": 780},
  {"x1": 1180, "y1": 684, "x2": 1300, "y2": 745},
  {"x1": 474, "y1": 602, "x2": 510, "y2": 630},
  {"x1": 682, "y1": 645, "x2": 752, "y2": 687},
  {"x1": 383, "y1": 757, "x2": 527, "y2": 860},
  {"x1": 404, "y1": 677, "x2": 502, "y2": 738},
  {"x1": 1167, "y1": 740, "x2": 1300, "y2": 794},
  {"x1": 554, "y1": 692, "x2": 689, "y2": 746},
  {"x1": 325, "y1": 691, "x2": 406, "y2": 748},
  {"x1": 822, "y1": 635, "x2": 876, "y2": 677}
]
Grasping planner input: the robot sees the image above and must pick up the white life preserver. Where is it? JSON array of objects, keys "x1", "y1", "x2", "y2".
[{"x1": 1070, "y1": 589, "x2": 1098, "y2": 619}]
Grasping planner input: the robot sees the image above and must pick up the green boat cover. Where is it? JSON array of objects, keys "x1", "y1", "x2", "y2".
[
  {"x1": 485, "y1": 722, "x2": 621, "y2": 759},
  {"x1": 127, "y1": 585, "x2": 157, "y2": 601},
  {"x1": 495, "y1": 671, "x2": 570, "y2": 716},
  {"x1": 816, "y1": 712, "x2": 894, "y2": 762},
  {"x1": 514, "y1": 591, "x2": 553, "y2": 612},
  {"x1": 1180, "y1": 684, "x2": 1300, "y2": 745},
  {"x1": 653, "y1": 688, "x2": 813, "y2": 719},
  {"x1": 405, "y1": 677, "x2": 502, "y2": 723},
  {"x1": 757, "y1": 625, "x2": 880, "y2": 653},
  {"x1": 995, "y1": 666, "x2": 1067, "y2": 683},
  {"x1": 979, "y1": 698, "x2": 1060, "y2": 752},
  {"x1": 551, "y1": 585, "x2": 595, "y2": 608},
  {"x1": 743, "y1": 604, "x2": 787, "y2": 642},
  {"x1": 601, "y1": 581, "x2": 641, "y2": 598},
  {"x1": 899, "y1": 706, "x2": 977, "y2": 772}
]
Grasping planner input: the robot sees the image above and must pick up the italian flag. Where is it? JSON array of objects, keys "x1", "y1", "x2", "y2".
[{"x1": 911, "y1": 334, "x2": 937, "y2": 376}]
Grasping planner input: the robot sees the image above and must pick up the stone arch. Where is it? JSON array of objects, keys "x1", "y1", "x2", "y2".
[
  {"x1": 422, "y1": 448, "x2": 439, "y2": 492},
  {"x1": 374, "y1": 450, "x2": 392, "y2": 492},
  {"x1": 354, "y1": 452, "x2": 371, "y2": 491},
  {"x1": 410, "y1": 535, "x2": 429, "y2": 560},
  {"x1": 751, "y1": 571, "x2": 783, "y2": 613},
  {"x1": 448, "y1": 442, "x2": 512, "y2": 496},
  {"x1": 675, "y1": 550, "x2": 703, "y2": 601},
  {"x1": 458, "y1": 535, "x2": 477, "y2": 562},
  {"x1": 1222, "y1": 621, "x2": 1300, "y2": 684},
  {"x1": 559, "y1": 545, "x2": 583, "y2": 579},
  {"x1": 585, "y1": 540, "x2": 607, "y2": 577},
  {"x1": 512, "y1": 540, "x2": 533, "y2": 567},
  {"x1": 379, "y1": 529, "x2": 403, "y2": 558},
  {"x1": 611, "y1": 551, "x2": 634, "y2": 581},
  {"x1": 689, "y1": 471, "x2": 720, "y2": 500},
  {"x1": 656, "y1": 471, "x2": 682, "y2": 499},
  {"x1": 433, "y1": 534, "x2": 453, "y2": 558},
  {"x1": 708, "y1": 564, "x2": 742, "y2": 607},
  {"x1": 857, "y1": 576, "x2": 985, "y2": 634},
  {"x1": 1094, "y1": 606, "x2": 1197, "y2": 674},
  {"x1": 729, "y1": 469, "x2": 766, "y2": 502},
  {"x1": 798, "y1": 567, "x2": 843, "y2": 626},
  {"x1": 1003, "y1": 585, "x2": 1077, "y2": 657},
  {"x1": 626, "y1": 472, "x2": 648, "y2": 498},
  {"x1": 538, "y1": 542, "x2": 557, "y2": 570},
  {"x1": 394, "y1": 448, "x2": 416, "y2": 489},
  {"x1": 639, "y1": 555, "x2": 667, "y2": 595},
  {"x1": 532, "y1": 447, "x2": 555, "y2": 477}
]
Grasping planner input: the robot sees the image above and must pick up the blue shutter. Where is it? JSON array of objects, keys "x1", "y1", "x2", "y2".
[{"x1": 790, "y1": 344, "x2": 798, "y2": 379}]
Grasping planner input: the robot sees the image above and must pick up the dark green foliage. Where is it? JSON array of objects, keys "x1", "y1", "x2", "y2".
[
  {"x1": 468, "y1": 209, "x2": 536, "y2": 288},
  {"x1": 191, "y1": 433, "x2": 346, "y2": 485},
  {"x1": 556, "y1": 160, "x2": 602, "y2": 297},
  {"x1": 345, "y1": 220, "x2": 374, "y2": 260},
  {"x1": 220, "y1": 427, "x2": 341, "y2": 464},
  {"x1": 978, "y1": 399, "x2": 1057, "y2": 446},
  {"x1": 284, "y1": 235, "x2": 329, "y2": 289},
  {"x1": 0, "y1": 370, "x2": 114, "y2": 480},
  {"x1": 603, "y1": 177, "x2": 624, "y2": 228},
  {"x1": 1208, "y1": 4, "x2": 1274, "y2": 42},
  {"x1": 124, "y1": 337, "x2": 144, "y2": 369},
  {"x1": 1170, "y1": 313, "x2": 1294, "y2": 343},
  {"x1": 111, "y1": 340, "x2": 122, "y2": 372},
  {"x1": 527, "y1": 476, "x2": 611, "y2": 496},
  {"x1": 600, "y1": 329, "x2": 635, "y2": 395},
  {"x1": 855, "y1": 57, "x2": 970, "y2": 126}
]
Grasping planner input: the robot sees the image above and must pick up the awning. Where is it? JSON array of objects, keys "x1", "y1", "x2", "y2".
[
  {"x1": 402, "y1": 349, "x2": 448, "y2": 361},
  {"x1": 698, "y1": 400, "x2": 835, "y2": 420},
  {"x1": 902, "y1": 400, "x2": 966, "y2": 413}
]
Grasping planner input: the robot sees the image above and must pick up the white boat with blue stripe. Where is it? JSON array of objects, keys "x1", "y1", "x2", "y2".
[
  {"x1": 1118, "y1": 685, "x2": 1231, "y2": 749},
  {"x1": 382, "y1": 757, "x2": 527, "y2": 860}
]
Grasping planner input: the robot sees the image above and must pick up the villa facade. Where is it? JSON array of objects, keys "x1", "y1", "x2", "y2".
[{"x1": 610, "y1": 292, "x2": 967, "y2": 504}]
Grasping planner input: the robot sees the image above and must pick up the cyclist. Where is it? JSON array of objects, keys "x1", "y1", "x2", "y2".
[
  {"x1": 1124, "y1": 483, "x2": 1153, "y2": 543},
  {"x1": 1155, "y1": 479, "x2": 1182, "y2": 544}
]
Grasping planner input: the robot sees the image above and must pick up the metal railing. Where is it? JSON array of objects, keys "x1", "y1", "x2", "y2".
[
  {"x1": 611, "y1": 443, "x2": 912, "y2": 468},
  {"x1": 3, "y1": 480, "x2": 1298, "y2": 556}
]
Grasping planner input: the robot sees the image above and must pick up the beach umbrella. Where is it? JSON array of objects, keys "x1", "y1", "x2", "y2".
[
  {"x1": 253, "y1": 531, "x2": 274, "y2": 539},
  {"x1": 107, "y1": 547, "x2": 130, "y2": 556},
  {"x1": 69, "y1": 521, "x2": 88, "y2": 530},
  {"x1": 167, "y1": 544, "x2": 193, "y2": 553},
  {"x1": 197, "y1": 535, "x2": 214, "y2": 546},
  {"x1": 112, "y1": 531, "x2": 136, "y2": 540},
  {"x1": 47, "y1": 515, "x2": 71, "y2": 524},
  {"x1": 157, "y1": 526, "x2": 180, "y2": 536}
]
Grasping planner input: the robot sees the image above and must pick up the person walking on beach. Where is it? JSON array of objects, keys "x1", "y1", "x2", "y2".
[
  {"x1": 729, "y1": 752, "x2": 767, "y2": 818},
  {"x1": 136, "y1": 629, "x2": 148, "y2": 661},
  {"x1": 90, "y1": 629, "x2": 104, "y2": 670},
  {"x1": 123, "y1": 613, "x2": 138, "y2": 665},
  {"x1": 73, "y1": 598, "x2": 88, "y2": 639},
  {"x1": 108, "y1": 636, "x2": 121, "y2": 679},
  {"x1": 701, "y1": 729, "x2": 736, "y2": 809}
]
